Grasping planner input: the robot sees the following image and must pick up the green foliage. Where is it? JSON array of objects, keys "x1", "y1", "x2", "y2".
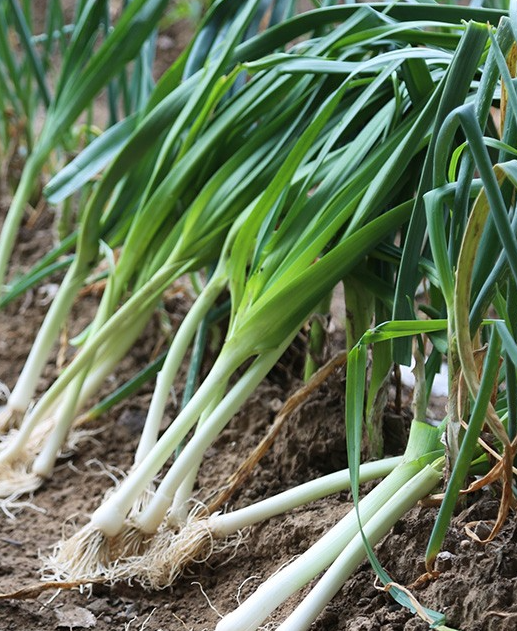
[{"x1": 1, "y1": 2, "x2": 517, "y2": 630}]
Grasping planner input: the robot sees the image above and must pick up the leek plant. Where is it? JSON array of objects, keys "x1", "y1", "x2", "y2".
[
  {"x1": 0, "y1": 4, "x2": 503, "y2": 426},
  {"x1": 0, "y1": 0, "x2": 291, "y2": 459},
  {"x1": 215, "y1": 293, "x2": 510, "y2": 631},
  {"x1": 218, "y1": 15, "x2": 517, "y2": 631},
  {"x1": 0, "y1": 0, "x2": 310, "y2": 433},
  {"x1": 216, "y1": 421, "x2": 445, "y2": 631},
  {"x1": 0, "y1": 77, "x2": 305, "y2": 496},
  {"x1": 39, "y1": 11, "x2": 498, "y2": 583},
  {"x1": 0, "y1": 2, "x2": 424, "y2": 491}
]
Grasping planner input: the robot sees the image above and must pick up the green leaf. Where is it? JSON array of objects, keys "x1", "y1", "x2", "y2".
[
  {"x1": 233, "y1": 202, "x2": 413, "y2": 353},
  {"x1": 426, "y1": 327, "x2": 501, "y2": 569},
  {"x1": 44, "y1": 113, "x2": 139, "y2": 204},
  {"x1": 7, "y1": 0, "x2": 51, "y2": 107},
  {"x1": 393, "y1": 21, "x2": 490, "y2": 365}
]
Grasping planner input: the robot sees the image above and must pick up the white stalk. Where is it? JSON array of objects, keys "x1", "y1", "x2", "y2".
[
  {"x1": 90, "y1": 343, "x2": 249, "y2": 537},
  {"x1": 133, "y1": 369, "x2": 170, "y2": 460},
  {"x1": 135, "y1": 342, "x2": 291, "y2": 534},
  {"x1": 209, "y1": 456, "x2": 402, "y2": 538},
  {"x1": 31, "y1": 305, "x2": 156, "y2": 477},
  {"x1": 0, "y1": 289, "x2": 159, "y2": 466},
  {"x1": 134, "y1": 273, "x2": 226, "y2": 464},
  {"x1": 214, "y1": 459, "x2": 432, "y2": 631},
  {"x1": 0, "y1": 152, "x2": 46, "y2": 290},
  {"x1": 10, "y1": 205, "x2": 244, "y2": 449},
  {"x1": 169, "y1": 380, "x2": 228, "y2": 525},
  {"x1": 67, "y1": 302, "x2": 156, "y2": 414},
  {"x1": 275, "y1": 463, "x2": 442, "y2": 631},
  {"x1": 0, "y1": 304, "x2": 152, "y2": 472},
  {"x1": 31, "y1": 375, "x2": 83, "y2": 477},
  {"x1": 6, "y1": 261, "x2": 181, "y2": 445},
  {"x1": 168, "y1": 457, "x2": 203, "y2": 525},
  {"x1": 6, "y1": 262, "x2": 85, "y2": 414}
]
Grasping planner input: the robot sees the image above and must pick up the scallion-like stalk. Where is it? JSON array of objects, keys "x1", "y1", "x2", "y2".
[
  {"x1": 273, "y1": 463, "x2": 442, "y2": 631},
  {"x1": 215, "y1": 422, "x2": 442, "y2": 631}
]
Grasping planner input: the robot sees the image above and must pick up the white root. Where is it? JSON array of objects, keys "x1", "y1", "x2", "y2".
[
  {"x1": 0, "y1": 420, "x2": 110, "y2": 511},
  {"x1": 0, "y1": 461, "x2": 42, "y2": 503},
  {"x1": 101, "y1": 506, "x2": 244, "y2": 589},
  {"x1": 0, "y1": 415, "x2": 66, "y2": 498},
  {"x1": 0, "y1": 418, "x2": 57, "y2": 500},
  {"x1": 42, "y1": 521, "x2": 154, "y2": 582},
  {"x1": 0, "y1": 412, "x2": 108, "y2": 502},
  {"x1": 42, "y1": 473, "x2": 157, "y2": 582},
  {"x1": 43, "y1": 504, "x2": 242, "y2": 588},
  {"x1": 43, "y1": 523, "x2": 113, "y2": 582},
  {"x1": 116, "y1": 515, "x2": 215, "y2": 588}
]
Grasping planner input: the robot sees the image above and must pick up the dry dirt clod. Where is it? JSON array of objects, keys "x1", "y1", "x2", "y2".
[
  {"x1": 434, "y1": 551, "x2": 456, "y2": 573},
  {"x1": 55, "y1": 605, "x2": 97, "y2": 629}
]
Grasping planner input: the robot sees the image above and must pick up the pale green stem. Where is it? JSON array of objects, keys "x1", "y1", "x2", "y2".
[
  {"x1": 0, "y1": 302, "x2": 154, "y2": 466},
  {"x1": 90, "y1": 343, "x2": 249, "y2": 537},
  {"x1": 210, "y1": 456, "x2": 402, "y2": 537},
  {"x1": 7, "y1": 260, "x2": 85, "y2": 414},
  {"x1": 135, "y1": 342, "x2": 292, "y2": 534},
  {"x1": 168, "y1": 380, "x2": 228, "y2": 525},
  {"x1": 134, "y1": 273, "x2": 226, "y2": 464},
  {"x1": 275, "y1": 464, "x2": 442, "y2": 631},
  {"x1": 31, "y1": 305, "x2": 155, "y2": 478},
  {"x1": 168, "y1": 457, "x2": 203, "y2": 525},
  {"x1": 0, "y1": 263, "x2": 177, "y2": 463},
  {"x1": 0, "y1": 151, "x2": 46, "y2": 292},
  {"x1": 215, "y1": 459, "x2": 432, "y2": 631},
  {"x1": 31, "y1": 376, "x2": 82, "y2": 477}
]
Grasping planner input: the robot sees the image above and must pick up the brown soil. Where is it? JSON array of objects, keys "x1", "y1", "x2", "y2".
[{"x1": 0, "y1": 5, "x2": 516, "y2": 631}]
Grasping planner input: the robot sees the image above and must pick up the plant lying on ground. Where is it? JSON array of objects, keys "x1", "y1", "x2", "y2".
[{"x1": 0, "y1": 1, "x2": 516, "y2": 630}]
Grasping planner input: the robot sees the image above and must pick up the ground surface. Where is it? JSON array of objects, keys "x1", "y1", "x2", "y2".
[{"x1": 0, "y1": 3, "x2": 516, "y2": 630}]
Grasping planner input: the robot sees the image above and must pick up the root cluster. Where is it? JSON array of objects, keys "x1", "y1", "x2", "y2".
[
  {"x1": 0, "y1": 461, "x2": 41, "y2": 504},
  {"x1": 43, "y1": 522, "x2": 151, "y2": 582},
  {"x1": 0, "y1": 418, "x2": 98, "y2": 506},
  {"x1": 43, "y1": 509, "x2": 242, "y2": 590}
]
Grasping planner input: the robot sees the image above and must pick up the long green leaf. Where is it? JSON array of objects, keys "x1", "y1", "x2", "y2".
[{"x1": 44, "y1": 113, "x2": 139, "y2": 204}]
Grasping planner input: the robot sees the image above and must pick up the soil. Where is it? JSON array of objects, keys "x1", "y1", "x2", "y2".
[{"x1": 0, "y1": 4, "x2": 516, "y2": 631}]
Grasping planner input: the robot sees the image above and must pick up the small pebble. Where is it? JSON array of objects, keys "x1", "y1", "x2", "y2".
[
  {"x1": 472, "y1": 520, "x2": 493, "y2": 540},
  {"x1": 157, "y1": 35, "x2": 175, "y2": 50},
  {"x1": 269, "y1": 397, "x2": 283, "y2": 412},
  {"x1": 435, "y1": 551, "x2": 456, "y2": 572}
]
